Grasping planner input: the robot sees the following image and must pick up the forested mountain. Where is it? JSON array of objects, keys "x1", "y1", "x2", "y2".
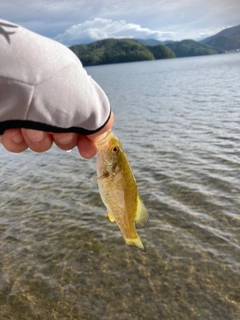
[
  {"x1": 70, "y1": 39, "x2": 175, "y2": 66},
  {"x1": 165, "y1": 39, "x2": 223, "y2": 57},
  {"x1": 147, "y1": 44, "x2": 175, "y2": 59},
  {"x1": 200, "y1": 25, "x2": 240, "y2": 51}
]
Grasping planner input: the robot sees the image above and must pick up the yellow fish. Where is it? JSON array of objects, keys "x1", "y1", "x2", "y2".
[{"x1": 94, "y1": 130, "x2": 148, "y2": 253}]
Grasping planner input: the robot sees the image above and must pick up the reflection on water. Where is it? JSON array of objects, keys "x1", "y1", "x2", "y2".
[{"x1": 1, "y1": 54, "x2": 240, "y2": 319}]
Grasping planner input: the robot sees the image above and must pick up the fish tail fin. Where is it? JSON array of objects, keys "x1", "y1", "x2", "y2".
[{"x1": 125, "y1": 235, "x2": 146, "y2": 254}]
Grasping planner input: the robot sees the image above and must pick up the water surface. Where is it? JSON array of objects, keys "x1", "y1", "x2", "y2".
[{"x1": 0, "y1": 53, "x2": 240, "y2": 319}]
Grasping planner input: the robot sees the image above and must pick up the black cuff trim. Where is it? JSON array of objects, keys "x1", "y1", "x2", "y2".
[{"x1": 0, "y1": 111, "x2": 112, "y2": 135}]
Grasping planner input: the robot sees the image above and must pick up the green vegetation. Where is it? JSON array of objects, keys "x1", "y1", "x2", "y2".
[
  {"x1": 148, "y1": 44, "x2": 175, "y2": 59},
  {"x1": 165, "y1": 39, "x2": 220, "y2": 57},
  {"x1": 71, "y1": 39, "x2": 152, "y2": 66},
  {"x1": 70, "y1": 38, "x2": 175, "y2": 66}
]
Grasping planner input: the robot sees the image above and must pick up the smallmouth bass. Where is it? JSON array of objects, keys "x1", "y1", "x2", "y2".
[{"x1": 94, "y1": 130, "x2": 148, "y2": 253}]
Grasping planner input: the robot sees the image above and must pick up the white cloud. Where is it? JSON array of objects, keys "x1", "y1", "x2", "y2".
[
  {"x1": 1, "y1": 0, "x2": 240, "y2": 43},
  {"x1": 54, "y1": 18, "x2": 175, "y2": 46}
]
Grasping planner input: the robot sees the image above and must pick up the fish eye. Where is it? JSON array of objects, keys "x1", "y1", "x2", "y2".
[{"x1": 111, "y1": 146, "x2": 119, "y2": 154}]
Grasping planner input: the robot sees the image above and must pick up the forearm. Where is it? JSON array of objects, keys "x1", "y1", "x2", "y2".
[{"x1": 0, "y1": 19, "x2": 111, "y2": 135}]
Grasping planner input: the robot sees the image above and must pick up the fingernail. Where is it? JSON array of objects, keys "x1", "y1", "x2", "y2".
[
  {"x1": 25, "y1": 130, "x2": 45, "y2": 143},
  {"x1": 11, "y1": 131, "x2": 24, "y2": 143},
  {"x1": 56, "y1": 133, "x2": 74, "y2": 145}
]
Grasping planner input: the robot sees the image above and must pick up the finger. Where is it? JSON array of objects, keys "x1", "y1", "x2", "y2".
[
  {"x1": 0, "y1": 135, "x2": 2, "y2": 144},
  {"x1": 53, "y1": 132, "x2": 78, "y2": 151},
  {"x1": 21, "y1": 129, "x2": 53, "y2": 152},
  {"x1": 2, "y1": 129, "x2": 28, "y2": 152},
  {"x1": 87, "y1": 111, "x2": 114, "y2": 141},
  {"x1": 77, "y1": 135, "x2": 98, "y2": 159}
]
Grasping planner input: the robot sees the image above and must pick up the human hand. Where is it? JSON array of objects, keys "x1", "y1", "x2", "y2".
[{"x1": 0, "y1": 112, "x2": 114, "y2": 159}]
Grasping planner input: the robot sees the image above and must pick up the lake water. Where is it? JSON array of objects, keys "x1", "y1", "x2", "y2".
[{"x1": 0, "y1": 53, "x2": 240, "y2": 319}]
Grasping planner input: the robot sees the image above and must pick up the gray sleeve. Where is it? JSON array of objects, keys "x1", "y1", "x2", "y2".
[{"x1": 0, "y1": 20, "x2": 111, "y2": 135}]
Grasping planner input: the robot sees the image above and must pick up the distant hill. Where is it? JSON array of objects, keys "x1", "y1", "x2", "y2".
[
  {"x1": 136, "y1": 38, "x2": 174, "y2": 46},
  {"x1": 70, "y1": 38, "x2": 175, "y2": 66},
  {"x1": 201, "y1": 25, "x2": 240, "y2": 51},
  {"x1": 136, "y1": 38, "x2": 163, "y2": 46},
  {"x1": 165, "y1": 39, "x2": 222, "y2": 57}
]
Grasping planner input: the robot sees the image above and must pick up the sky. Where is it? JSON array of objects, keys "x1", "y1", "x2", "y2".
[{"x1": 1, "y1": 0, "x2": 240, "y2": 46}]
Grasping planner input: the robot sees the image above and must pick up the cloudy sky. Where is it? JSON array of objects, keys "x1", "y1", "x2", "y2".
[{"x1": 1, "y1": 0, "x2": 239, "y2": 46}]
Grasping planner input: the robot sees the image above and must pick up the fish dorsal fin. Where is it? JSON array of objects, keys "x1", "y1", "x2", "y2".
[{"x1": 135, "y1": 197, "x2": 148, "y2": 228}]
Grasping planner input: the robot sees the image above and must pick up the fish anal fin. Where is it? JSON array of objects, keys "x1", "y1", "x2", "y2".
[
  {"x1": 135, "y1": 197, "x2": 149, "y2": 228},
  {"x1": 107, "y1": 212, "x2": 115, "y2": 222}
]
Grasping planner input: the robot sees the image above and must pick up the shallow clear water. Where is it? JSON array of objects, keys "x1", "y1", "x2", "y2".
[{"x1": 0, "y1": 53, "x2": 240, "y2": 319}]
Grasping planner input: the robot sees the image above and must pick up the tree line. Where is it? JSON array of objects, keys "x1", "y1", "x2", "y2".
[{"x1": 70, "y1": 38, "x2": 220, "y2": 66}]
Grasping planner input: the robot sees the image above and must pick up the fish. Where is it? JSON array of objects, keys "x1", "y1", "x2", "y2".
[{"x1": 94, "y1": 130, "x2": 148, "y2": 253}]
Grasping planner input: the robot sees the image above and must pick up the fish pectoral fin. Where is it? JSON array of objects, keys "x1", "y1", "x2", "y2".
[
  {"x1": 107, "y1": 212, "x2": 115, "y2": 222},
  {"x1": 135, "y1": 197, "x2": 149, "y2": 228},
  {"x1": 125, "y1": 235, "x2": 146, "y2": 254},
  {"x1": 91, "y1": 171, "x2": 110, "y2": 181}
]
